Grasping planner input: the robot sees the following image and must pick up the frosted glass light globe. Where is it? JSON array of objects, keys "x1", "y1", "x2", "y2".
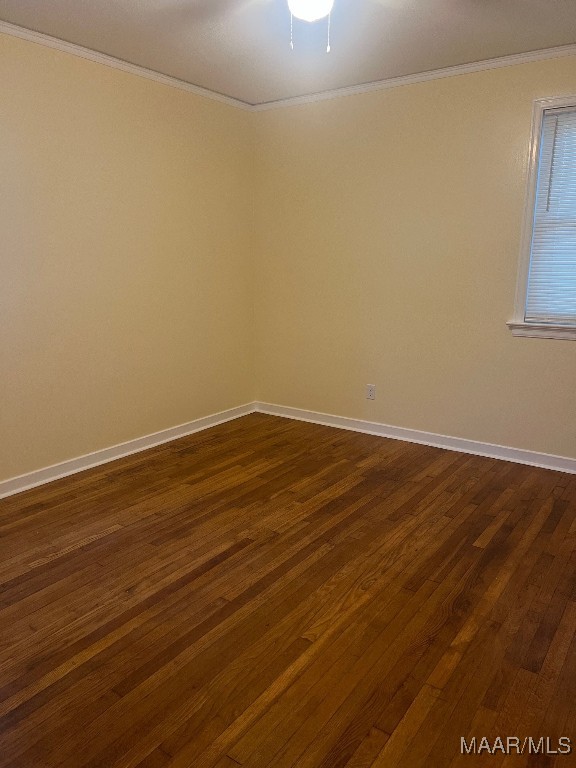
[{"x1": 287, "y1": 0, "x2": 335, "y2": 22}]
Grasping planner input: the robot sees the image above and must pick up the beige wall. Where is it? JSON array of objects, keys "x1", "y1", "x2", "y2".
[
  {"x1": 254, "y1": 57, "x2": 576, "y2": 459},
  {"x1": 2, "y1": 33, "x2": 576, "y2": 486},
  {"x1": 0, "y1": 34, "x2": 254, "y2": 481}
]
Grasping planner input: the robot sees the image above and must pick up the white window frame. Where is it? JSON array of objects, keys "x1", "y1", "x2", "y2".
[{"x1": 508, "y1": 95, "x2": 576, "y2": 340}]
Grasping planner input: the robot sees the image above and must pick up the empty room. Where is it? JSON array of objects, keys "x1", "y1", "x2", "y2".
[{"x1": 1, "y1": 0, "x2": 576, "y2": 766}]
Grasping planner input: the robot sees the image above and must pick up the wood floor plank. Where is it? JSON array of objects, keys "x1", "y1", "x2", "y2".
[{"x1": 0, "y1": 413, "x2": 574, "y2": 768}]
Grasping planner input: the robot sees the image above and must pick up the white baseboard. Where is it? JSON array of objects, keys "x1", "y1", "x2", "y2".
[
  {"x1": 3, "y1": 400, "x2": 574, "y2": 500},
  {"x1": 0, "y1": 403, "x2": 256, "y2": 500},
  {"x1": 255, "y1": 402, "x2": 576, "y2": 475}
]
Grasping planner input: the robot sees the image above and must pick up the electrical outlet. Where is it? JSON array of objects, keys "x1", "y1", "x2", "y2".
[{"x1": 366, "y1": 384, "x2": 376, "y2": 400}]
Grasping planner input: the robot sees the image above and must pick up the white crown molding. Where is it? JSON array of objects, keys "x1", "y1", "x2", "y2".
[
  {"x1": 255, "y1": 402, "x2": 576, "y2": 475},
  {"x1": 1, "y1": 20, "x2": 576, "y2": 111},
  {"x1": 253, "y1": 45, "x2": 576, "y2": 111},
  {"x1": 0, "y1": 403, "x2": 256, "y2": 499},
  {"x1": 0, "y1": 20, "x2": 252, "y2": 111}
]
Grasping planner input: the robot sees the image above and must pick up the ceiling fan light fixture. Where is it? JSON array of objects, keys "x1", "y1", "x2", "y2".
[{"x1": 287, "y1": 0, "x2": 335, "y2": 23}]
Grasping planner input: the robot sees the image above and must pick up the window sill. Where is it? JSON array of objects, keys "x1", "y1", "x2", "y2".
[{"x1": 507, "y1": 321, "x2": 576, "y2": 340}]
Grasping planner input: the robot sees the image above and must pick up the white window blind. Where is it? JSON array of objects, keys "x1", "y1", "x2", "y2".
[{"x1": 525, "y1": 107, "x2": 576, "y2": 325}]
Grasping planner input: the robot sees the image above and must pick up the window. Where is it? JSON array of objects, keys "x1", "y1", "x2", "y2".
[{"x1": 509, "y1": 97, "x2": 576, "y2": 339}]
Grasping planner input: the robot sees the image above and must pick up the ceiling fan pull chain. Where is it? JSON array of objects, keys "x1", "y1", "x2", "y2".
[
  {"x1": 290, "y1": 12, "x2": 294, "y2": 49},
  {"x1": 326, "y1": 11, "x2": 331, "y2": 53}
]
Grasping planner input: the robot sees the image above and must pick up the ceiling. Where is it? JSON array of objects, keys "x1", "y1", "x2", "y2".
[{"x1": 1, "y1": 0, "x2": 575, "y2": 106}]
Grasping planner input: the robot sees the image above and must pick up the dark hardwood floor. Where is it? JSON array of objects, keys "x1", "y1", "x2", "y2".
[{"x1": 1, "y1": 413, "x2": 575, "y2": 768}]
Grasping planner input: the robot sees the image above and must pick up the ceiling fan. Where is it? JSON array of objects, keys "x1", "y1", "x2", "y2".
[
  {"x1": 161, "y1": 0, "x2": 399, "y2": 54},
  {"x1": 162, "y1": 0, "x2": 337, "y2": 24},
  {"x1": 162, "y1": 0, "x2": 400, "y2": 25},
  {"x1": 161, "y1": 0, "x2": 337, "y2": 52}
]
